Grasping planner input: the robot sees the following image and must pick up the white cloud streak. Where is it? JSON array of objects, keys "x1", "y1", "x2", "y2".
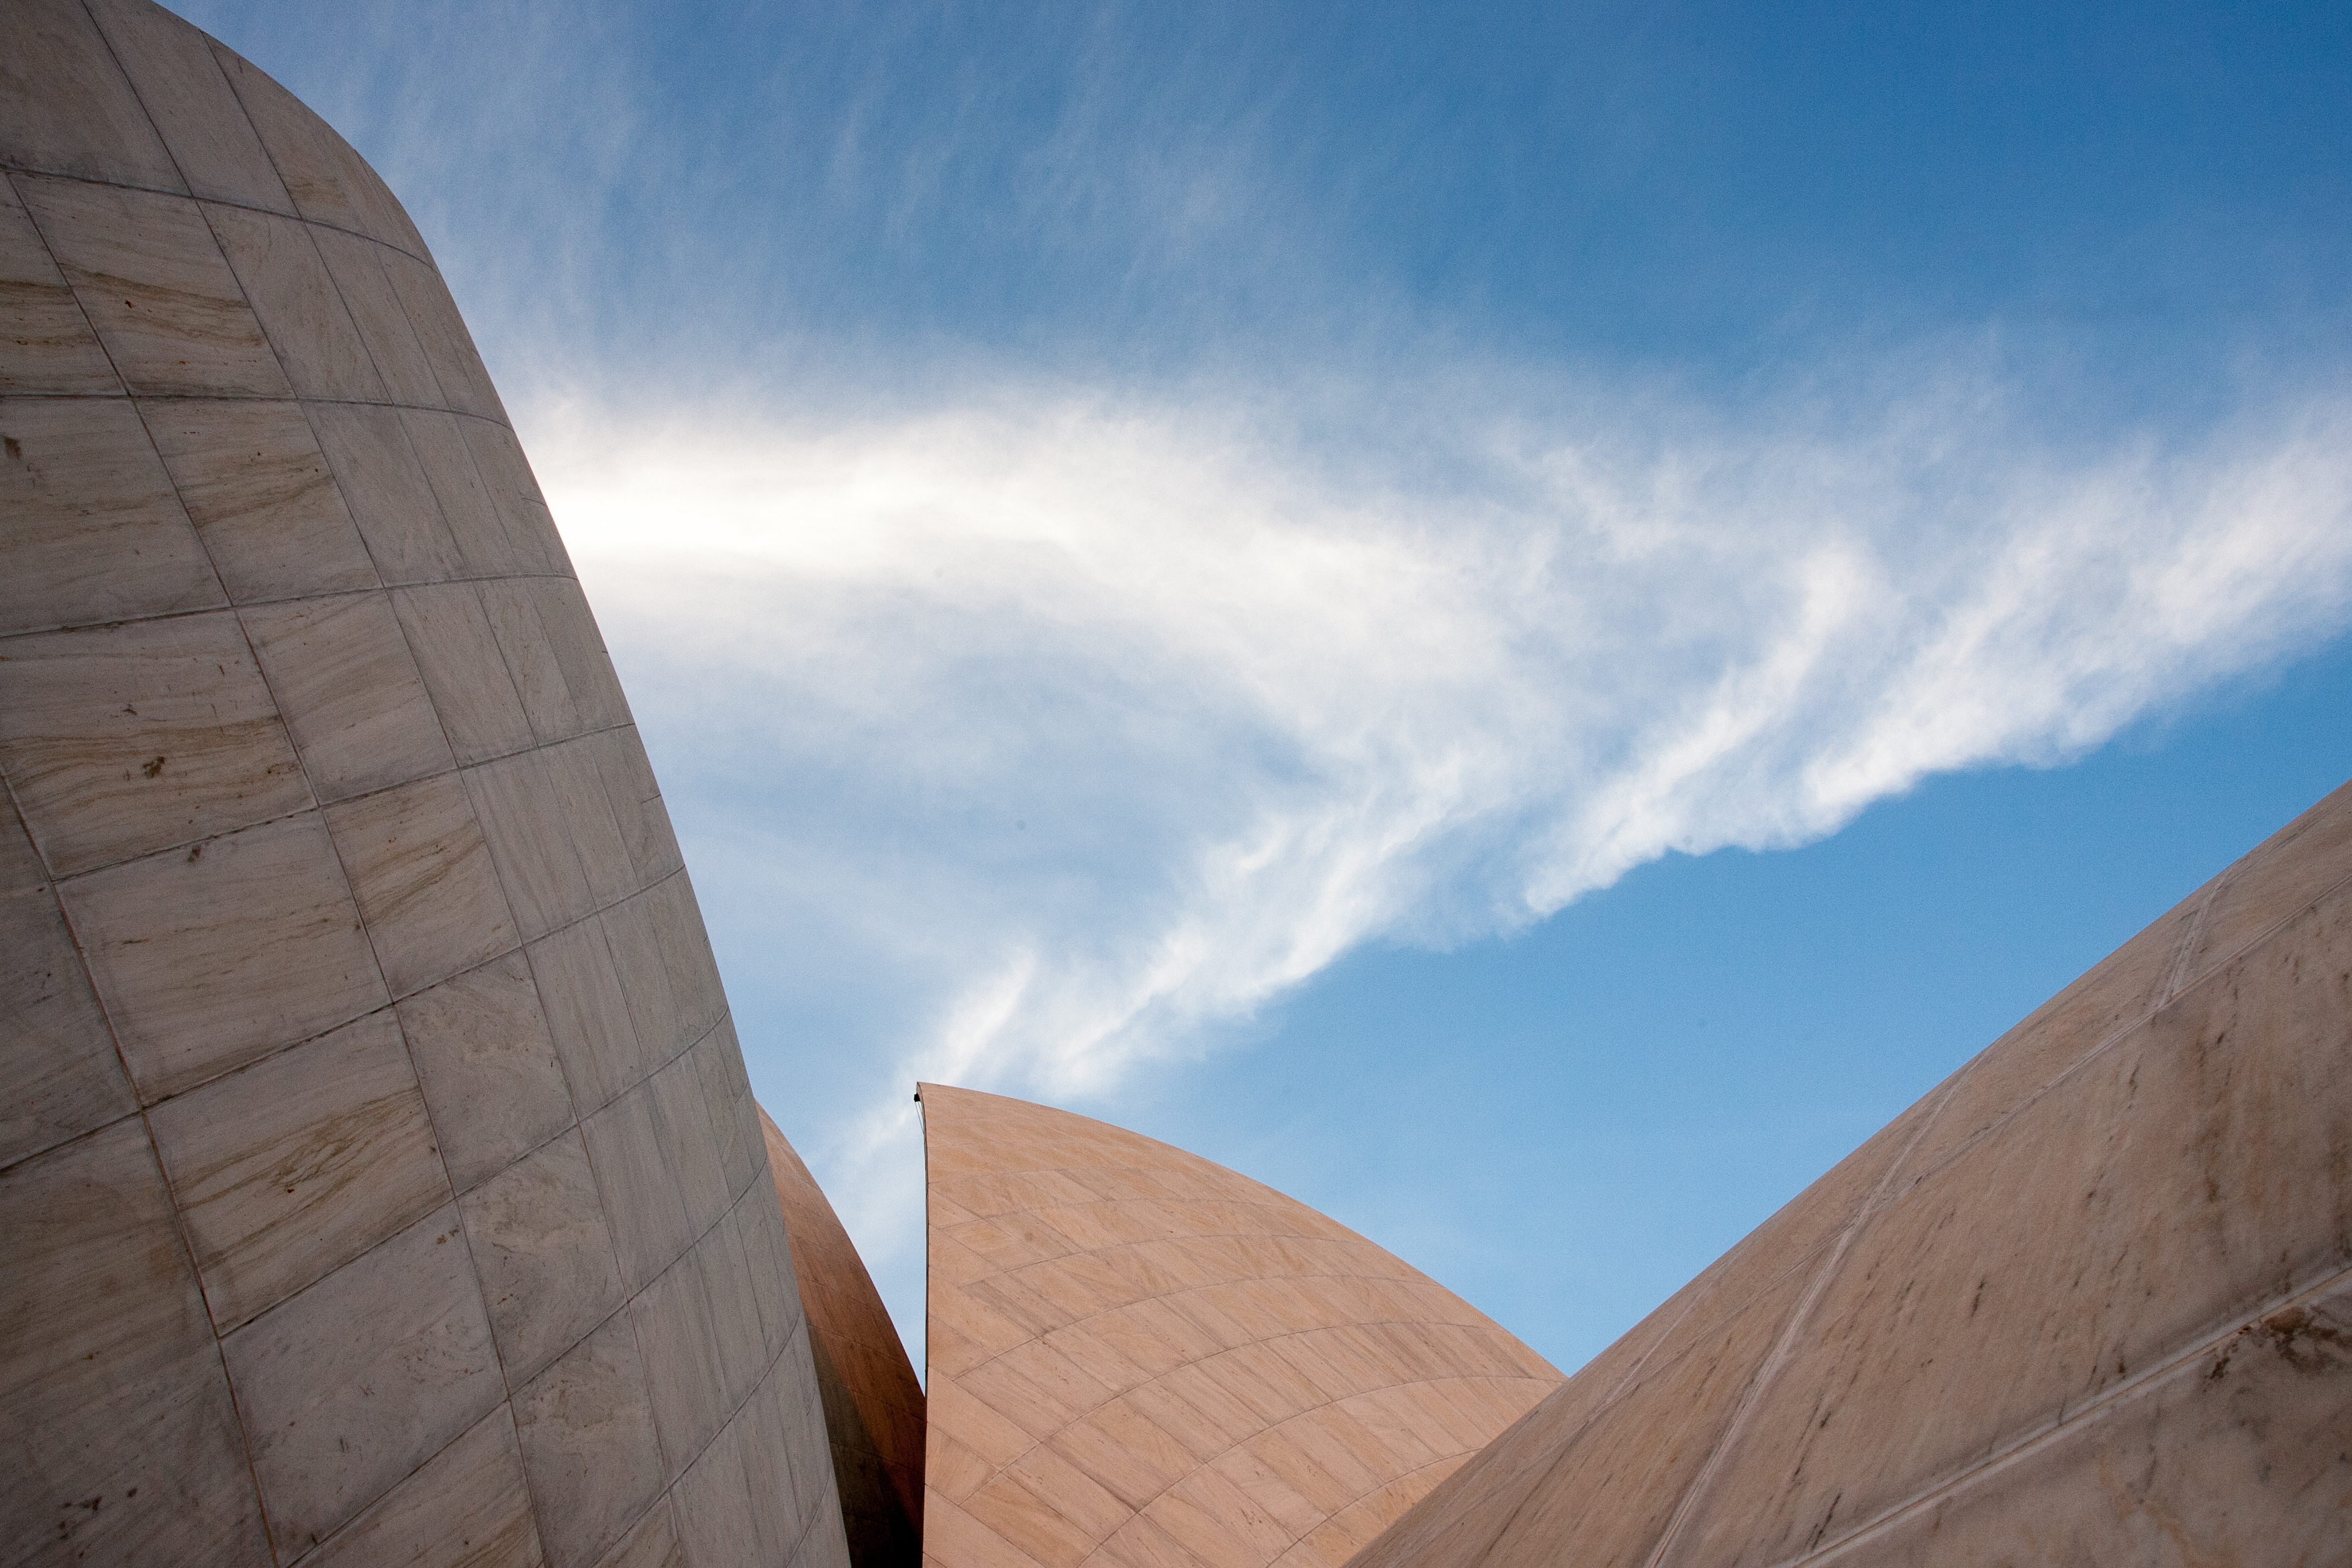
[{"x1": 533, "y1": 367, "x2": 2352, "y2": 1216}]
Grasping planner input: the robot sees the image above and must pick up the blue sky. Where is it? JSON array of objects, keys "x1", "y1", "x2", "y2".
[{"x1": 171, "y1": 0, "x2": 2352, "y2": 1373}]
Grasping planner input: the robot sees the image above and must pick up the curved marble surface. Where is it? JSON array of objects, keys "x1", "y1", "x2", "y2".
[
  {"x1": 917, "y1": 1083, "x2": 1562, "y2": 1568},
  {"x1": 0, "y1": 6, "x2": 848, "y2": 1565},
  {"x1": 1346, "y1": 779, "x2": 2352, "y2": 1568}
]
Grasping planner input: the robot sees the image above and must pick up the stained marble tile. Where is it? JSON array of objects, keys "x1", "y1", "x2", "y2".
[
  {"x1": 208, "y1": 203, "x2": 385, "y2": 400},
  {"x1": 324, "y1": 770, "x2": 511, "y2": 996},
  {"x1": 224, "y1": 1203, "x2": 503, "y2": 1560},
  {"x1": 390, "y1": 582, "x2": 536, "y2": 763},
  {"x1": 584, "y1": 1075, "x2": 699, "y2": 1294},
  {"x1": 145, "y1": 397, "x2": 381, "y2": 603},
  {"x1": 459, "y1": 1130, "x2": 626, "y2": 1387},
  {"x1": 0, "y1": 795, "x2": 134, "y2": 1171},
  {"x1": 465, "y1": 748, "x2": 597, "y2": 941},
  {"x1": 17, "y1": 173, "x2": 289, "y2": 396},
  {"x1": 0, "y1": 177, "x2": 120, "y2": 395},
  {"x1": 1837, "y1": 1274, "x2": 2352, "y2": 1566},
  {"x1": 648, "y1": 873, "x2": 730, "y2": 1052},
  {"x1": 381, "y1": 248, "x2": 505, "y2": 418},
  {"x1": 697, "y1": 1026, "x2": 760, "y2": 1204},
  {"x1": 0, "y1": 393, "x2": 221, "y2": 638},
  {"x1": 703, "y1": 1205, "x2": 773, "y2": 1413},
  {"x1": 299, "y1": 1404, "x2": 545, "y2": 1568},
  {"x1": 404, "y1": 407, "x2": 517, "y2": 574},
  {"x1": 0, "y1": 1120, "x2": 269, "y2": 1566},
  {"x1": 2177, "y1": 777, "x2": 2352, "y2": 986},
  {"x1": 511, "y1": 1310, "x2": 669, "y2": 1568},
  {"x1": 64, "y1": 810, "x2": 385, "y2": 1100},
  {"x1": 397, "y1": 950, "x2": 575, "y2": 1193},
  {"x1": 209, "y1": 41, "x2": 429, "y2": 259},
  {"x1": 537, "y1": 579, "x2": 634, "y2": 733},
  {"x1": 652, "y1": 1042, "x2": 730, "y2": 1242},
  {"x1": 529, "y1": 915, "x2": 648, "y2": 1116},
  {"x1": 0, "y1": 609, "x2": 306, "y2": 877},
  {"x1": 148, "y1": 1008, "x2": 449, "y2": 1332},
  {"x1": 0, "y1": 0, "x2": 185, "y2": 191},
  {"x1": 311, "y1": 401, "x2": 468, "y2": 585},
  {"x1": 83, "y1": 0, "x2": 293, "y2": 212},
  {"x1": 246, "y1": 591, "x2": 454, "y2": 802}
]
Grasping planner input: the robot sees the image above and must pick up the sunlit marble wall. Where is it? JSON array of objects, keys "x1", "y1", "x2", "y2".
[{"x1": 0, "y1": 5, "x2": 851, "y2": 1565}]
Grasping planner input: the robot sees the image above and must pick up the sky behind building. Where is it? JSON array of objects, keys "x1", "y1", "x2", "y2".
[{"x1": 168, "y1": 0, "x2": 2352, "y2": 1372}]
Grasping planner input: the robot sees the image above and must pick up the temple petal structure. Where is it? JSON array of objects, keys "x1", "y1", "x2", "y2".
[{"x1": 2, "y1": 3, "x2": 2347, "y2": 1565}]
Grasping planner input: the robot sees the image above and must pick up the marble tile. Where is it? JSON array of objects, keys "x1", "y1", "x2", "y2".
[
  {"x1": 701, "y1": 1205, "x2": 773, "y2": 1412},
  {"x1": 2179, "y1": 777, "x2": 2352, "y2": 985},
  {"x1": 635, "y1": 1241, "x2": 734, "y2": 1485},
  {"x1": 299, "y1": 1404, "x2": 545, "y2": 1568},
  {"x1": 311, "y1": 227, "x2": 444, "y2": 404},
  {"x1": 404, "y1": 407, "x2": 518, "y2": 574},
  {"x1": 0, "y1": 393, "x2": 221, "y2": 637},
  {"x1": 529, "y1": 916, "x2": 648, "y2": 1116},
  {"x1": 325, "y1": 771, "x2": 512, "y2": 997},
  {"x1": 224, "y1": 1203, "x2": 503, "y2": 1560},
  {"x1": 543, "y1": 736, "x2": 638, "y2": 908},
  {"x1": 391, "y1": 583, "x2": 537, "y2": 764},
  {"x1": 83, "y1": 0, "x2": 294, "y2": 212},
  {"x1": 381, "y1": 248, "x2": 506, "y2": 418},
  {"x1": 673, "y1": 1398, "x2": 765, "y2": 1568},
  {"x1": 148, "y1": 1008, "x2": 450, "y2": 1332},
  {"x1": 481, "y1": 579, "x2": 587, "y2": 744},
  {"x1": 0, "y1": 177, "x2": 120, "y2": 395},
  {"x1": 650, "y1": 1045, "x2": 731, "y2": 1242},
  {"x1": 397, "y1": 951, "x2": 576, "y2": 1193},
  {"x1": 511, "y1": 1310, "x2": 668, "y2": 1568},
  {"x1": 464, "y1": 748, "x2": 596, "y2": 941},
  {"x1": 582, "y1": 727, "x2": 685, "y2": 888},
  {"x1": 583, "y1": 1075, "x2": 699, "y2": 1294},
  {"x1": 246, "y1": 591, "x2": 454, "y2": 803},
  {"x1": 0, "y1": 794, "x2": 134, "y2": 1170},
  {"x1": 460, "y1": 1130, "x2": 627, "y2": 1388},
  {"x1": 209, "y1": 41, "x2": 430, "y2": 259},
  {"x1": 311, "y1": 401, "x2": 467, "y2": 585},
  {"x1": 0, "y1": 609, "x2": 306, "y2": 877},
  {"x1": 1837, "y1": 1274, "x2": 2352, "y2": 1566},
  {"x1": 537, "y1": 579, "x2": 635, "y2": 734},
  {"x1": 17, "y1": 173, "x2": 289, "y2": 396},
  {"x1": 64, "y1": 810, "x2": 386, "y2": 1100},
  {"x1": 601, "y1": 887, "x2": 687, "y2": 1071},
  {"x1": 592, "y1": 1503, "x2": 685, "y2": 1568},
  {"x1": 208, "y1": 203, "x2": 385, "y2": 400},
  {"x1": 648, "y1": 873, "x2": 730, "y2": 1051},
  {"x1": 464, "y1": 418, "x2": 573, "y2": 575},
  {"x1": 0, "y1": 0, "x2": 185, "y2": 190},
  {"x1": 1657, "y1": 886, "x2": 2352, "y2": 1567},
  {"x1": 697, "y1": 1026, "x2": 761, "y2": 1204},
  {"x1": 0, "y1": 1120, "x2": 270, "y2": 1567},
  {"x1": 145, "y1": 397, "x2": 381, "y2": 603}
]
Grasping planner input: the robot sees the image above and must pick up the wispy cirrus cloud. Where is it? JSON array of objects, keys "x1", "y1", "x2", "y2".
[{"x1": 530, "y1": 361, "x2": 2352, "y2": 1287}]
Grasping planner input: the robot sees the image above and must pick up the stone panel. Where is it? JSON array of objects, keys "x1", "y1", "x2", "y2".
[
  {"x1": 144, "y1": 397, "x2": 381, "y2": 603},
  {"x1": 0, "y1": 0, "x2": 185, "y2": 191},
  {"x1": 147, "y1": 1008, "x2": 450, "y2": 1332},
  {"x1": 224, "y1": 1204, "x2": 504, "y2": 1559},
  {"x1": 514, "y1": 1310, "x2": 669, "y2": 1568},
  {"x1": 248, "y1": 590, "x2": 454, "y2": 802},
  {"x1": 0, "y1": 1120, "x2": 269, "y2": 1567},
  {"x1": 397, "y1": 950, "x2": 576, "y2": 1193},
  {"x1": 0, "y1": 608, "x2": 305, "y2": 875},
  {"x1": 64, "y1": 810, "x2": 385, "y2": 1100},
  {"x1": 0, "y1": 794, "x2": 133, "y2": 1170},
  {"x1": 17, "y1": 173, "x2": 289, "y2": 396},
  {"x1": 0, "y1": 393, "x2": 220, "y2": 635},
  {"x1": 83, "y1": 0, "x2": 295, "y2": 212},
  {"x1": 299, "y1": 1404, "x2": 546, "y2": 1568},
  {"x1": 0, "y1": 176, "x2": 121, "y2": 395},
  {"x1": 324, "y1": 770, "x2": 512, "y2": 996},
  {"x1": 207, "y1": 201, "x2": 385, "y2": 400},
  {"x1": 459, "y1": 1129, "x2": 628, "y2": 1387},
  {"x1": 920, "y1": 1086, "x2": 1561, "y2": 1568}
]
